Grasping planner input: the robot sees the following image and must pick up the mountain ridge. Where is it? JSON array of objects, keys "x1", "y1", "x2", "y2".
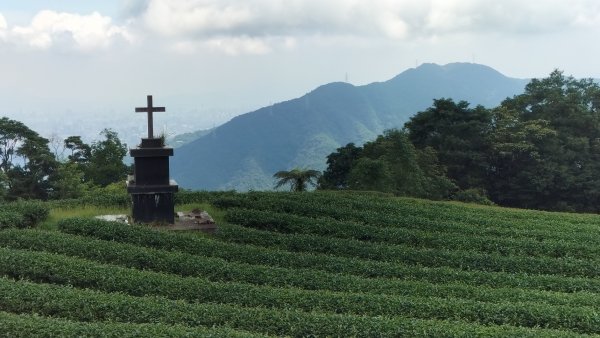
[{"x1": 171, "y1": 63, "x2": 528, "y2": 190}]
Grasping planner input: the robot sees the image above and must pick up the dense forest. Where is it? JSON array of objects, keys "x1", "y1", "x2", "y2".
[
  {"x1": 0, "y1": 123, "x2": 128, "y2": 201},
  {"x1": 320, "y1": 70, "x2": 600, "y2": 212}
]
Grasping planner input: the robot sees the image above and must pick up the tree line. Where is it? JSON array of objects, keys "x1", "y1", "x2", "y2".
[
  {"x1": 0, "y1": 121, "x2": 128, "y2": 201},
  {"x1": 318, "y1": 70, "x2": 600, "y2": 212}
]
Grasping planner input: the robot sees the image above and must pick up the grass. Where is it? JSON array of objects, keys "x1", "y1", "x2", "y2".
[
  {"x1": 39, "y1": 206, "x2": 130, "y2": 231},
  {"x1": 39, "y1": 202, "x2": 222, "y2": 232}
]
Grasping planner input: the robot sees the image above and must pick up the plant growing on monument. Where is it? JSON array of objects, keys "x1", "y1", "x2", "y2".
[{"x1": 273, "y1": 168, "x2": 321, "y2": 192}]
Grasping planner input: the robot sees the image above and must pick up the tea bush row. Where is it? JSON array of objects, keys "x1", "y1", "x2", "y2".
[
  {"x1": 217, "y1": 222, "x2": 600, "y2": 278},
  {"x1": 225, "y1": 208, "x2": 599, "y2": 259},
  {"x1": 254, "y1": 191, "x2": 600, "y2": 232},
  {"x1": 0, "y1": 276, "x2": 591, "y2": 337},
  {"x1": 213, "y1": 193, "x2": 600, "y2": 245},
  {"x1": 55, "y1": 218, "x2": 600, "y2": 293},
  {"x1": 4, "y1": 229, "x2": 600, "y2": 308},
  {"x1": 0, "y1": 211, "x2": 24, "y2": 229},
  {"x1": 8, "y1": 245, "x2": 600, "y2": 329},
  {"x1": 0, "y1": 200, "x2": 48, "y2": 228},
  {"x1": 0, "y1": 311, "x2": 259, "y2": 338}
]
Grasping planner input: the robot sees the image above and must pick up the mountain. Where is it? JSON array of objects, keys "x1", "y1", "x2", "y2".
[
  {"x1": 167, "y1": 128, "x2": 214, "y2": 148},
  {"x1": 171, "y1": 63, "x2": 527, "y2": 190}
]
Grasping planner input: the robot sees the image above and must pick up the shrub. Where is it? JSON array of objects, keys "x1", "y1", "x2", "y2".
[
  {"x1": 453, "y1": 188, "x2": 494, "y2": 205},
  {"x1": 0, "y1": 211, "x2": 25, "y2": 229},
  {"x1": 0, "y1": 200, "x2": 49, "y2": 227}
]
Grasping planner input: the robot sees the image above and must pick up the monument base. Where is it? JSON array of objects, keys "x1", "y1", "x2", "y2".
[{"x1": 130, "y1": 192, "x2": 176, "y2": 224}]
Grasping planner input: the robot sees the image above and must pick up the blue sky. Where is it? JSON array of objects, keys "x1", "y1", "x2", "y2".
[{"x1": 2, "y1": 0, "x2": 600, "y2": 141}]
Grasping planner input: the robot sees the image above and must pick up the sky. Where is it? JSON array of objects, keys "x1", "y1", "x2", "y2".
[{"x1": 2, "y1": 0, "x2": 600, "y2": 141}]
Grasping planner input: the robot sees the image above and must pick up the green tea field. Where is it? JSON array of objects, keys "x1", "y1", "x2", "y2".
[{"x1": 1, "y1": 191, "x2": 600, "y2": 337}]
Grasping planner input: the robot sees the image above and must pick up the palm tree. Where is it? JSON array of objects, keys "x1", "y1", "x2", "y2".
[{"x1": 273, "y1": 168, "x2": 321, "y2": 192}]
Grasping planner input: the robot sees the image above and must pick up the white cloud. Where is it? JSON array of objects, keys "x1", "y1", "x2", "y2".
[
  {"x1": 0, "y1": 12, "x2": 7, "y2": 41},
  {"x1": 6, "y1": 10, "x2": 133, "y2": 51},
  {"x1": 0, "y1": 13, "x2": 6, "y2": 30},
  {"x1": 422, "y1": 0, "x2": 600, "y2": 36},
  {"x1": 127, "y1": 0, "x2": 600, "y2": 54},
  {"x1": 205, "y1": 36, "x2": 271, "y2": 55},
  {"x1": 3, "y1": 1, "x2": 600, "y2": 55}
]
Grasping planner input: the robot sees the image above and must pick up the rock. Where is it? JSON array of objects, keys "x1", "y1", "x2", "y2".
[{"x1": 95, "y1": 214, "x2": 129, "y2": 224}]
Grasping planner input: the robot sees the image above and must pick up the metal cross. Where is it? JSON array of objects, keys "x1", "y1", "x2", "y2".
[{"x1": 135, "y1": 95, "x2": 165, "y2": 139}]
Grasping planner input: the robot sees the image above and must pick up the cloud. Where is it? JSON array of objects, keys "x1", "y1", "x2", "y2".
[
  {"x1": 5, "y1": 10, "x2": 134, "y2": 51},
  {"x1": 3, "y1": 1, "x2": 600, "y2": 55},
  {"x1": 0, "y1": 12, "x2": 7, "y2": 40},
  {"x1": 127, "y1": 0, "x2": 600, "y2": 54},
  {"x1": 423, "y1": 0, "x2": 600, "y2": 35}
]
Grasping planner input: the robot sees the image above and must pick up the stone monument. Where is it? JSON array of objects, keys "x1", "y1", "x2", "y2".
[{"x1": 127, "y1": 95, "x2": 178, "y2": 224}]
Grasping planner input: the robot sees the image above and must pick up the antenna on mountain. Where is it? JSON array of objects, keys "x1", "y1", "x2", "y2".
[
  {"x1": 415, "y1": 59, "x2": 419, "y2": 67},
  {"x1": 345, "y1": 72, "x2": 348, "y2": 83}
]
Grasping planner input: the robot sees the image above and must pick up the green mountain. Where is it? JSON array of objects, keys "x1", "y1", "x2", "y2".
[
  {"x1": 172, "y1": 63, "x2": 527, "y2": 190},
  {"x1": 167, "y1": 128, "x2": 214, "y2": 148}
]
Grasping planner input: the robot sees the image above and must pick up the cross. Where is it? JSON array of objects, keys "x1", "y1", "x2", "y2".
[{"x1": 135, "y1": 95, "x2": 165, "y2": 139}]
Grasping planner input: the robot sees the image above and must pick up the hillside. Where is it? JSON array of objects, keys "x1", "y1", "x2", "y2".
[
  {"x1": 1, "y1": 191, "x2": 600, "y2": 336},
  {"x1": 171, "y1": 63, "x2": 527, "y2": 191}
]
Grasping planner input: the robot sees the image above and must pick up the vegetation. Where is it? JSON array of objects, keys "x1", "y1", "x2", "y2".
[
  {"x1": 0, "y1": 120, "x2": 129, "y2": 201},
  {"x1": 0, "y1": 117, "x2": 57, "y2": 200},
  {"x1": 273, "y1": 168, "x2": 321, "y2": 192},
  {"x1": 0, "y1": 190, "x2": 599, "y2": 336},
  {"x1": 172, "y1": 63, "x2": 526, "y2": 191},
  {"x1": 321, "y1": 71, "x2": 600, "y2": 212}
]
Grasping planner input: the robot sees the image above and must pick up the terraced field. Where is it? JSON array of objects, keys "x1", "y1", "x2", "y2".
[{"x1": 1, "y1": 191, "x2": 600, "y2": 337}]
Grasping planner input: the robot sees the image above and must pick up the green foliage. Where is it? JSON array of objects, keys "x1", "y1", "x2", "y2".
[
  {"x1": 0, "y1": 211, "x2": 24, "y2": 229},
  {"x1": 273, "y1": 168, "x2": 321, "y2": 192},
  {"x1": 453, "y1": 188, "x2": 495, "y2": 205},
  {"x1": 57, "y1": 214, "x2": 600, "y2": 293},
  {"x1": 1, "y1": 276, "x2": 581, "y2": 337},
  {"x1": 405, "y1": 98, "x2": 492, "y2": 189},
  {"x1": 486, "y1": 71, "x2": 600, "y2": 211},
  {"x1": 3, "y1": 191, "x2": 600, "y2": 335},
  {"x1": 0, "y1": 200, "x2": 49, "y2": 228},
  {"x1": 49, "y1": 162, "x2": 90, "y2": 199},
  {"x1": 318, "y1": 142, "x2": 362, "y2": 189},
  {"x1": 0, "y1": 311, "x2": 256, "y2": 338},
  {"x1": 322, "y1": 130, "x2": 456, "y2": 199},
  {"x1": 64, "y1": 135, "x2": 91, "y2": 164},
  {"x1": 85, "y1": 129, "x2": 128, "y2": 187},
  {"x1": 319, "y1": 70, "x2": 600, "y2": 212},
  {"x1": 0, "y1": 117, "x2": 58, "y2": 200},
  {"x1": 0, "y1": 246, "x2": 599, "y2": 333}
]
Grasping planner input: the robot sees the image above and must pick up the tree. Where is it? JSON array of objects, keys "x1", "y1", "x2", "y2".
[
  {"x1": 318, "y1": 143, "x2": 362, "y2": 189},
  {"x1": 64, "y1": 136, "x2": 91, "y2": 164},
  {"x1": 487, "y1": 70, "x2": 600, "y2": 211},
  {"x1": 274, "y1": 168, "x2": 321, "y2": 192},
  {"x1": 487, "y1": 106, "x2": 560, "y2": 209},
  {"x1": 322, "y1": 129, "x2": 455, "y2": 199},
  {"x1": 0, "y1": 117, "x2": 57, "y2": 200},
  {"x1": 405, "y1": 98, "x2": 492, "y2": 190},
  {"x1": 347, "y1": 158, "x2": 393, "y2": 193},
  {"x1": 49, "y1": 162, "x2": 89, "y2": 199},
  {"x1": 357, "y1": 129, "x2": 455, "y2": 198},
  {"x1": 85, "y1": 129, "x2": 128, "y2": 187}
]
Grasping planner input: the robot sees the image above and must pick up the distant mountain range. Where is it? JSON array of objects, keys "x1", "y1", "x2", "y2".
[{"x1": 171, "y1": 63, "x2": 528, "y2": 191}]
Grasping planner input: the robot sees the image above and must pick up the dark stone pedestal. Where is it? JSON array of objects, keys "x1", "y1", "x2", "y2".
[{"x1": 127, "y1": 138, "x2": 178, "y2": 224}]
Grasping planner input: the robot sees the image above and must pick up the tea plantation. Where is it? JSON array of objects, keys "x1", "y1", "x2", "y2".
[{"x1": 1, "y1": 191, "x2": 600, "y2": 337}]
